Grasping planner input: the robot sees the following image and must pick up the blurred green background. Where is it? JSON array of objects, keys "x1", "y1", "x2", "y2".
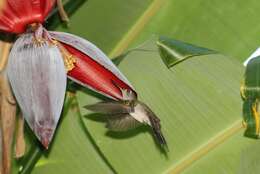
[{"x1": 12, "y1": 0, "x2": 260, "y2": 174}]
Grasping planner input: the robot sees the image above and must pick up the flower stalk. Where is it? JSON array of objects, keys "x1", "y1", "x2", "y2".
[
  {"x1": 0, "y1": 67, "x2": 16, "y2": 174},
  {"x1": 15, "y1": 114, "x2": 25, "y2": 159}
]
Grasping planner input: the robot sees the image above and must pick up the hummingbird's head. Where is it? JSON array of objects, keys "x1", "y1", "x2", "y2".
[{"x1": 121, "y1": 89, "x2": 137, "y2": 101}]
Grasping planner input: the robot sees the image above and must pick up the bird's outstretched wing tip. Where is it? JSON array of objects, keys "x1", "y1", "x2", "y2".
[
  {"x1": 84, "y1": 101, "x2": 133, "y2": 114},
  {"x1": 83, "y1": 104, "x2": 97, "y2": 111}
]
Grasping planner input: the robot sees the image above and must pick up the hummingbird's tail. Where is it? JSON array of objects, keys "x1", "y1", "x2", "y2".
[{"x1": 148, "y1": 115, "x2": 167, "y2": 146}]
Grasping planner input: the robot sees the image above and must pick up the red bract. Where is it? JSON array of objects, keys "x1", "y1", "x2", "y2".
[
  {"x1": 50, "y1": 32, "x2": 135, "y2": 100},
  {"x1": 0, "y1": 0, "x2": 56, "y2": 34},
  {"x1": 64, "y1": 43, "x2": 131, "y2": 100}
]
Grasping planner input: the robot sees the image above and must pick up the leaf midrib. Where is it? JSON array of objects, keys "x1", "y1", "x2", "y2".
[
  {"x1": 108, "y1": 0, "x2": 165, "y2": 58},
  {"x1": 165, "y1": 120, "x2": 243, "y2": 174}
]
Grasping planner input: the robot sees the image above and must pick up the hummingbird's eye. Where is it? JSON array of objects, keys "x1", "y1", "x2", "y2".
[{"x1": 124, "y1": 100, "x2": 131, "y2": 105}]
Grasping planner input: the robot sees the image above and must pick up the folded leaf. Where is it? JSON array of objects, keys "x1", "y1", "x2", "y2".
[
  {"x1": 7, "y1": 33, "x2": 67, "y2": 148},
  {"x1": 0, "y1": 0, "x2": 56, "y2": 34},
  {"x1": 50, "y1": 31, "x2": 135, "y2": 100},
  {"x1": 157, "y1": 36, "x2": 217, "y2": 68},
  {"x1": 241, "y1": 56, "x2": 260, "y2": 138}
]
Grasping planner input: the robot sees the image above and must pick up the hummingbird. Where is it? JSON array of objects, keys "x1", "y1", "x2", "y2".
[{"x1": 85, "y1": 88, "x2": 167, "y2": 146}]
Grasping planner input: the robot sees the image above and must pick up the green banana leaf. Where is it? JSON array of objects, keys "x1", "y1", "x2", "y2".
[
  {"x1": 10, "y1": 0, "x2": 260, "y2": 174},
  {"x1": 76, "y1": 37, "x2": 245, "y2": 174}
]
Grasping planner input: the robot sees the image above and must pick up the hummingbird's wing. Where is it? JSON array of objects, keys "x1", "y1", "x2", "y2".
[
  {"x1": 106, "y1": 114, "x2": 141, "y2": 131},
  {"x1": 84, "y1": 101, "x2": 133, "y2": 114}
]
